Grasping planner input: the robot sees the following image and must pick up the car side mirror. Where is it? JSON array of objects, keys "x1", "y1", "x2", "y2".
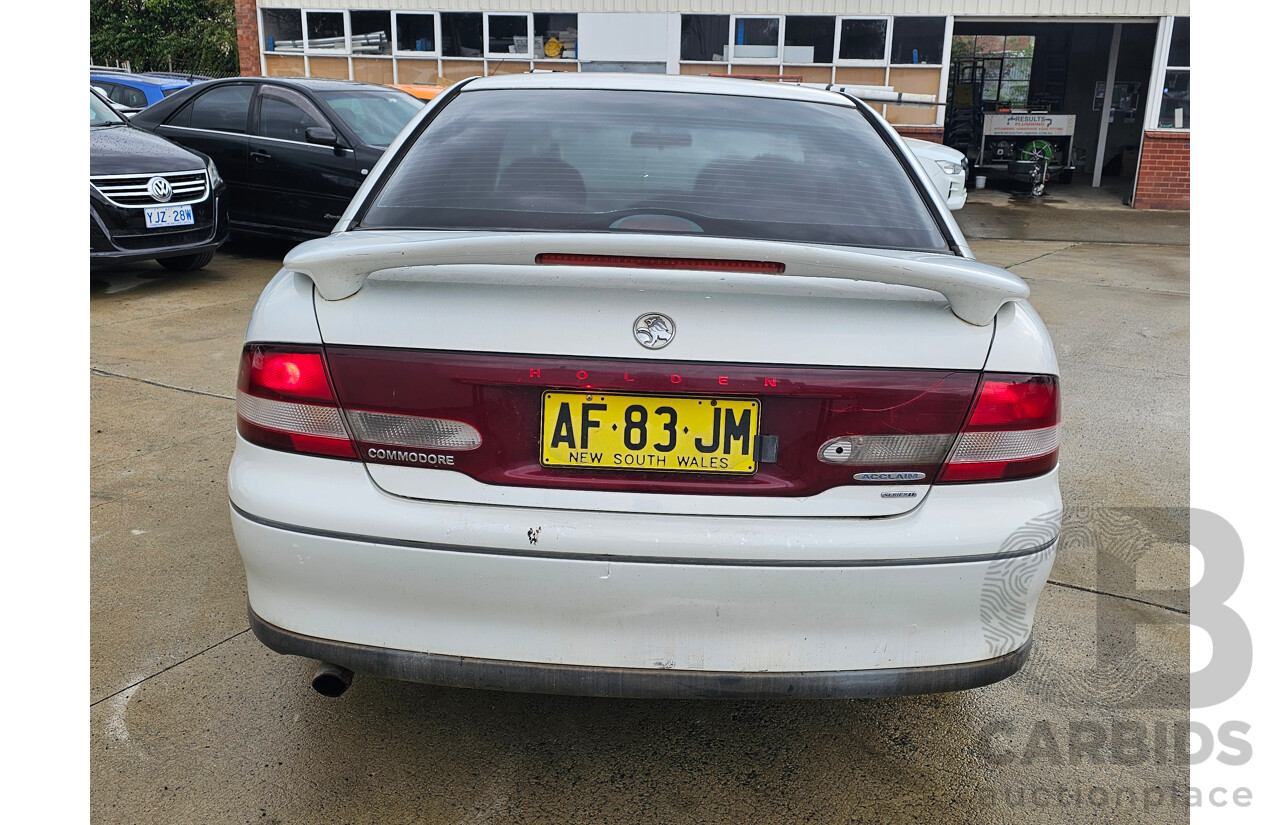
[{"x1": 305, "y1": 126, "x2": 339, "y2": 147}]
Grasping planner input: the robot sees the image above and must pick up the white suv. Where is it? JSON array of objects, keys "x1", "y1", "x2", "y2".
[
  {"x1": 903, "y1": 136, "x2": 969, "y2": 210},
  {"x1": 230, "y1": 74, "x2": 1060, "y2": 699}
]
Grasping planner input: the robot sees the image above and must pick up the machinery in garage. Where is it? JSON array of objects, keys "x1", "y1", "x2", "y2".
[{"x1": 976, "y1": 113, "x2": 1077, "y2": 195}]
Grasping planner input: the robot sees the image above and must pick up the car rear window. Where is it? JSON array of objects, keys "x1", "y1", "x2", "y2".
[{"x1": 358, "y1": 88, "x2": 948, "y2": 252}]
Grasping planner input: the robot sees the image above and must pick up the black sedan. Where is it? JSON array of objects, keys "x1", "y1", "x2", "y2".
[
  {"x1": 91, "y1": 88, "x2": 229, "y2": 271},
  {"x1": 130, "y1": 77, "x2": 425, "y2": 240}
]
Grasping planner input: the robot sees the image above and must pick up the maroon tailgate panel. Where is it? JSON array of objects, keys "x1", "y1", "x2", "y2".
[{"x1": 324, "y1": 347, "x2": 980, "y2": 497}]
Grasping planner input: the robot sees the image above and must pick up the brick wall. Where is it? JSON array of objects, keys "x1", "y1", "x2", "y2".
[
  {"x1": 235, "y1": 0, "x2": 261, "y2": 78},
  {"x1": 1132, "y1": 131, "x2": 1190, "y2": 210},
  {"x1": 893, "y1": 125, "x2": 944, "y2": 143}
]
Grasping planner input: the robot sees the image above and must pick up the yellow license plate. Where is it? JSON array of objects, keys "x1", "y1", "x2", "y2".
[{"x1": 541, "y1": 392, "x2": 760, "y2": 474}]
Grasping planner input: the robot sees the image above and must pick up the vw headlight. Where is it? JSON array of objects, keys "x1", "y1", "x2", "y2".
[
  {"x1": 935, "y1": 160, "x2": 964, "y2": 176},
  {"x1": 207, "y1": 159, "x2": 223, "y2": 188}
]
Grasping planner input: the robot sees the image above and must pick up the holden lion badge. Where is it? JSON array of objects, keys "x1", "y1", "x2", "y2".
[{"x1": 633, "y1": 313, "x2": 675, "y2": 350}]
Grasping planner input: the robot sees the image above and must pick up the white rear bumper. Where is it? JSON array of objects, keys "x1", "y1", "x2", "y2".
[{"x1": 229, "y1": 438, "x2": 1059, "y2": 692}]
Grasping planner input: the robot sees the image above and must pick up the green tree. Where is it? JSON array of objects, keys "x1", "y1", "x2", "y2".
[{"x1": 90, "y1": 0, "x2": 239, "y2": 77}]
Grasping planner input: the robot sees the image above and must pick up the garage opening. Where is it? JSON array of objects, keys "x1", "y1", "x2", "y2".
[{"x1": 944, "y1": 20, "x2": 1156, "y2": 202}]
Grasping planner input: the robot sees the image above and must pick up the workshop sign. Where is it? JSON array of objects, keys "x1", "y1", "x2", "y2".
[{"x1": 985, "y1": 114, "x2": 1077, "y2": 136}]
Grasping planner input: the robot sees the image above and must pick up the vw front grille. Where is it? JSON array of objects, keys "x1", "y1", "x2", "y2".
[{"x1": 91, "y1": 170, "x2": 210, "y2": 208}]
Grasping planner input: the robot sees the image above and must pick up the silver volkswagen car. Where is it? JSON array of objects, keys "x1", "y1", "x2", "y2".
[{"x1": 230, "y1": 73, "x2": 1060, "y2": 699}]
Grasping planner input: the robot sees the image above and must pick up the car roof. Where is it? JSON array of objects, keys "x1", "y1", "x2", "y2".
[
  {"x1": 90, "y1": 72, "x2": 190, "y2": 90},
  {"x1": 459, "y1": 72, "x2": 858, "y2": 106},
  {"x1": 901, "y1": 136, "x2": 964, "y2": 161},
  {"x1": 209, "y1": 76, "x2": 402, "y2": 93},
  {"x1": 394, "y1": 83, "x2": 445, "y2": 100},
  {"x1": 133, "y1": 74, "x2": 198, "y2": 88}
]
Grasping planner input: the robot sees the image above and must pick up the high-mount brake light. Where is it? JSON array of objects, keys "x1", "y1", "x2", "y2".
[
  {"x1": 236, "y1": 347, "x2": 358, "y2": 459},
  {"x1": 536, "y1": 253, "x2": 785, "y2": 274},
  {"x1": 937, "y1": 373, "x2": 1060, "y2": 483}
]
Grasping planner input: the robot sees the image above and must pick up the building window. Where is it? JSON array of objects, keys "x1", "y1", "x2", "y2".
[
  {"x1": 487, "y1": 14, "x2": 531, "y2": 58},
  {"x1": 350, "y1": 11, "x2": 391, "y2": 55},
  {"x1": 394, "y1": 12, "x2": 437, "y2": 55},
  {"x1": 1167, "y1": 16, "x2": 1189, "y2": 68},
  {"x1": 952, "y1": 35, "x2": 1035, "y2": 108},
  {"x1": 681, "y1": 15, "x2": 729, "y2": 62},
  {"x1": 1158, "y1": 71, "x2": 1189, "y2": 128},
  {"x1": 837, "y1": 18, "x2": 888, "y2": 63},
  {"x1": 1158, "y1": 17, "x2": 1189, "y2": 129},
  {"x1": 534, "y1": 14, "x2": 577, "y2": 59},
  {"x1": 891, "y1": 17, "x2": 946, "y2": 65},
  {"x1": 441, "y1": 12, "x2": 483, "y2": 58},
  {"x1": 262, "y1": 9, "x2": 303, "y2": 53},
  {"x1": 305, "y1": 11, "x2": 347, "y2": 52},
  {"x1": 784, "y1": 17, "x2": 834, "y2": 64},
  {"x1": 730, "y1": 16, "x2": 780, "y2": 61}
]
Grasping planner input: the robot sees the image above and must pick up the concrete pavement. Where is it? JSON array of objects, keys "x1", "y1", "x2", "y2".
[{"x1": 91, "y1": 208, "x2": 1190, "y2": 823}]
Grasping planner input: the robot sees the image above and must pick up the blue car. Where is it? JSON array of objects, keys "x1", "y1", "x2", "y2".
[{"x1": 90, "y1": 70, "x2": 204, "y2": 112}]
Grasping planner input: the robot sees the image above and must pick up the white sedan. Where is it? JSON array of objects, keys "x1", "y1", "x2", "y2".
[
  {"x1": 230, "y1": 73, "x2": 1059, "y2": 699},
  {"x1": 904, "y1": 136, "x2": 968, "y2": 210}
]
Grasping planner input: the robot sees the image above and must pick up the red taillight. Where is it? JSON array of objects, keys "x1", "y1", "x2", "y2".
[
  {"x1": 249, "y1": 352, "x2": 334, "y2": 402},
  {"x1": 236, "y1": 346, "x2": 358, "y2": 459},
  {"x1": 964, "y1": 377, "x2": 1058, "y2": 430},
  {"x1": 536, "y1": 253, "x2": 785, "y2": 274},
  {"x1": 937, "y1": 373, "x2": 1060, "y2": 483}
]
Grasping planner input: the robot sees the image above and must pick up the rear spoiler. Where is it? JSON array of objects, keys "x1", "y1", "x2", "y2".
[{"x1": 284, "y1": 232, "x2": 1027, "y2": 326}]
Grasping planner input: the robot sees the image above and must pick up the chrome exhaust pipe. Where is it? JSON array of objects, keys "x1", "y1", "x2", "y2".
[{"x1": 311, "y1": 662, "x2": 354, "y2": 698}]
